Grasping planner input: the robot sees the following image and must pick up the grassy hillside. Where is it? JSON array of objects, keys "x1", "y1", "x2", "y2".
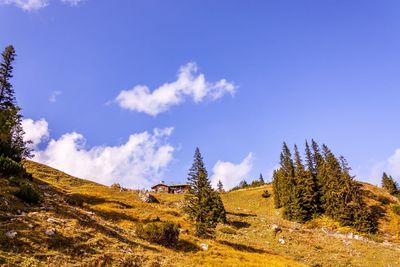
[{"x1": 0, "y1": 161, "x2": 399, "y2": 266}]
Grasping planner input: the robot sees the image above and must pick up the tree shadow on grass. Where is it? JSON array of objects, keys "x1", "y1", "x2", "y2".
[
  {"x1": 218, "y1": 240, "x2": 267, "y2": 254},
  {"x1": 65, "y1": 193, "x2": 133, "y2": 209},
  {"x1": 227, "y1": 220, "x2": 251, "y2": 229},
  {"x1": 173, "y1": 239, "x2": 200, "y2": 252},
  {"x1": 227, "y1": 211, "x2": 257, "y2": 218},
  {"x1": 46, "y1": 232, "x2": 97, "y2": 256},
  {"x1": 370, "y1": 204, "x2": 387, "y2": 222},
  {"x1": 87, "y1": 208, "x2": 138, "y2": 223}
]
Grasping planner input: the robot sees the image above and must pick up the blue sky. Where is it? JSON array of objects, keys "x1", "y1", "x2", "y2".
[{"x1": 1, "y1": 0, "x2": 400, "y2": 189}]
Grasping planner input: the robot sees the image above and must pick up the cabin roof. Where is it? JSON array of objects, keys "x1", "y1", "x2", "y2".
[{"x1": 151, "y1": 183, "x2": 169, "y2": 189}]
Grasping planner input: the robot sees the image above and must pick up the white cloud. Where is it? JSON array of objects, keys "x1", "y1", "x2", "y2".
[
  {"x1": 49, "y1": 90, "x2": 62, "y2": 103},
  {"x1": 60, "y1": 0, "x2": 82, "y2": 6},
  {"x1": 22, "y1": 118, "x2": 49, "y2": 148},
  {"x1": 211, "y1": 153, "x2": 253, "y2": 191},
  {"x1": 0, "y1": 0, "x2": 82, "y2": 11},
  {"x1": 23, "y1": 118, "x2": 175, "y2": 189},
  {"x1": 367, "y1": 149, "x2": 400, "y2": 184},
  {"x1": 0, "y1": 0, "x2": 48, "y2": 11},
  {"x1": 115, "y1": 62, "x2": 236, "y2": 116}
]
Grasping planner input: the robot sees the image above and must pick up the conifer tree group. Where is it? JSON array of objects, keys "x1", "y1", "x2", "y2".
[
  {"x1": 381, "y1": 172, "x2": 399, "y2": 195},
  {"x1": 0, "y1": 45, "x2": 30, "y2": 163},
  {"x1": 184, "y1": 148, "x2": 226, "y2": 238},
  {"x1": 272, "y1": 140, "x2": 377, "y2": 233}
]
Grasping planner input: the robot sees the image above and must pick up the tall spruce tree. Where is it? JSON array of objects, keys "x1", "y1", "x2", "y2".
[
  {"x1": 0, "y1": 45, "x2": 30, "y2": 161},
  {"x1": 337, "y1": 156, "x2": 377, "y2": 232},
  {"x1": 259, "y1": 173, "x2": 265, "y2": 184},
  {"x1": 217, "y1": 180, "x2": 224, "y2": 192},
  {"x1": 320, "y1": 144, "x2": 342, "y2": 217},
  {"x1": 381, "y1": 172, "x2": 398, "y2": 195},
  {"x1": 272, "y1": 169, "x2": 284, "y2": 208},
  {"x1": 304, "y1": 140, "x2": 320, "y2": 215},
  {"x1": 184, "y1": 148, "x2": 226, "y2": 238}
]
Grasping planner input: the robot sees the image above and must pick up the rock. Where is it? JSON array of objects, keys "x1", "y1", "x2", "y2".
[
  {"x1": 45, "y1": 228, "x2": 56, "y2": 236},
  {"x1": 354, "y1": 235, "x2": 364, "y2": 241},
  {"x1": 278, "y1": 237, "x2": 285, "y2": 244},
  {"x1": 5, "y1": 230, "x2": 17, "y2": 239},
  {"x1": 347, "y1": 233, "x2": 354, "y2": 239},
  {"x1": 138, "y1": 192, "x2": 159, "y2": 203},
  {"x1": 200, "y1": 243, "x2": 209, "y2": 251}
]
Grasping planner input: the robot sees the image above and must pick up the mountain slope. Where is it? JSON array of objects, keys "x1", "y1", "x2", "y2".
[{"x1": 0, "y1": 160, "x2": 399, "y2": 266}]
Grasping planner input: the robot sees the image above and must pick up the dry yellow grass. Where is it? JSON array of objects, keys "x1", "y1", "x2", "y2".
[{"x1": 0, "y1": 160, "x2": 399, "y2": 266}]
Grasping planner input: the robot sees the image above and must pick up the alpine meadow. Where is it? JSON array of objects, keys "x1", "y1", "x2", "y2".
[{"x1": 1, "y1": 1, "x2": 400, "y2": 266}]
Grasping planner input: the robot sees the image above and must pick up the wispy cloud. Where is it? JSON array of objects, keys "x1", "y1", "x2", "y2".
[
  {"x1": 49, "y1": 90, "x2": 62, "y2": 103},
  {"x1": 115, "y1": 62, "x2": 236, "y2": 116},
  {"x1": 23, "y1": 118, "x2": 175, "y2": 189},
  {"x1": 211, "y1": 153, "x2": 253, "y2": 190},
  {"x1": 366, "y1": 149, "x2": 400, "y2": 184},
  {"x1": 0, "y1": 0, "x2": 83, "y2": 11}
]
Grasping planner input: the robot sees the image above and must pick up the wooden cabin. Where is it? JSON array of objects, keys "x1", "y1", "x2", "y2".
[
  {"x1": 151, "y1": 182, "x2": 190, "y2": 194},
  {"x1": 168, "y1": 184, "x2": 190, "y2": 194},
  {"x1": 151, "y1": 183, "x2": 169, "y2": 193}
]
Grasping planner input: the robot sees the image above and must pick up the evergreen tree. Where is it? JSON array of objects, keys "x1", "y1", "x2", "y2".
[
  {"x1": 304, "y1": 140, "x2": 320, "y2": 215},
  {"x1": 279, "y1": 142, "x2": 295, "y2": 208},
  {"x1": 283, "y1": 145, "x2": 310, "y2": 222},
  {"x1": 184, "y1": 148, "x2": 226, "y2": 238},
  {"x1": 382, "y1": 172, "x2": 398, "y2": 195},
  {"x1": 239, "y1": 180, "x2": 248, "y2": 188},
  {"x1": 320, "y1": 144, "x2": 342, "y2": 217},
  {"x1": 272, "y1": 169, "x2": 284, "y2": 208},
  {"x1": 0, "y1": 45, "x2": 30, "y2": 161},
  {"x1": 337, "y1": 156, "x2": 377, "y2": 232},
  {"x1": 217, "y1": 180, "x2": 224, "y2": 192},
  {"x1": 259, "y1": 173, "x2": 265, "y2": 184}
]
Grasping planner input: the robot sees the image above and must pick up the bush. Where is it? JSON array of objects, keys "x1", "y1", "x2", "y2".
[
  {"x1": 0, "y1": 156, "x2": 23, "y2": 177},
  {"x1": 14, "y1": 182, "x2": 41, "y2": 203},
  {"x1": 136, "y1": 221, "x2": 179, "y2": 247},
  {"x1": 392, "y1": 205, "x2": 400, "y2": 215},
  {"x1": 262, "y1": 190, "x2": 271, "y2": 198}
]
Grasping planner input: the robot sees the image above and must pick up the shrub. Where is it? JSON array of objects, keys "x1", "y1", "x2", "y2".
[
  {"x1": 392, "y1": 205, "x2": 400, "y2": 215},
  {"x1": 262, "y1": 190, "x2": 271, "y2": 198},
  {"x1": 0, "y1": 156, "x2": 23, "y2": 177},
  {"x1": 14, "y1": 182, "x2": 41, "y2": 203},
  {"x1": 136, "y1": 221, "x2": 179, "y2": 247}
]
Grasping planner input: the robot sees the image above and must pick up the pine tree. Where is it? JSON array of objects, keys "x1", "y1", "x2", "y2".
[
  {"x1": 320, "y1": 144, "x2": 342, "y2": 217},
  {"x1": 304, "y1": 140, "x2": 320, "y2": 215},
  {"x1": 239, "y1": 180, "x2": 248, "y2": 188},
  {"x1": 272, "y1": 169, "x2": 284, "y2": 208},
  {"x1": 0, "y1": 45, "x2": 30, "y2": 161},
  {"x1": 259, "y1": 173, "x2": 265, "y2": 184},
  {"x1": 337, "y1": 156, "x2": 377, "y2": 232},
  {"x1": 279, "y1": 142, "x2": 295, "y2": 208},
  {"x1": 382, "y1": 172, "x2": 398, "y2": 195},
  {"x1": 184, "y1": 148, "x2": 226, "y2": 238},
  {"x1": 217, "y1": 180, "x2": 224, "y2": 192}
]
